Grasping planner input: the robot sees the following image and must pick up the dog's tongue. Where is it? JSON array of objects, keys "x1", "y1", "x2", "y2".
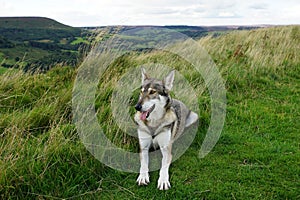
[{"x1": 140, "y1": 111, "x2": 148, "y2": 121}]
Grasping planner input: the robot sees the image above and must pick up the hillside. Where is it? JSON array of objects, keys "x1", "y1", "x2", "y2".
[
  {"x1": 0, "y1": 17, "x2": 264, "y2": 72},
  {"x1": 0, "y1": 25, "x2": 299, "y2": 199},
  {"x1": 89, "y1": 25, "x2": 263, "y2": 39},
  {"x1": 0, "y1": 17, "x2": 76, "y2": 30},
  {"x1": 0, "y1": 17, "x2": 88, "y2": 71},
  {"x1": 0, "y1": 17, "x2": 81, "y2": 42}
]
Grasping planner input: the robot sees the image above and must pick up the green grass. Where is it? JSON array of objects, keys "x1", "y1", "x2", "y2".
[
  {"x1": 0, "y1": 66, "x2": 8, "y2": 74},
  {"x1": 0, "y1": 46, "x2": 51, "y2": 63},
  {"x1": 70, "y1": 37, "x2": 90, "y2": 45},
  {"x1": 0, "y1": 26, "x2": 299, "y2": 199}
]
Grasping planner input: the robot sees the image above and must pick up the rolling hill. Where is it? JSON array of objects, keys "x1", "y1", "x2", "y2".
[
  {"x1": 0, "y1": 17, "x2": 266, "y2": 72},
  {"x1": 0, "y1": 17, "x2": 76, "y2": 29},
  {"x1": 0, "y1": 17, "x2": 86, "y2": 71},
  {"x1": 0, "y1": 17, "x2": 81, "y2": 41}
]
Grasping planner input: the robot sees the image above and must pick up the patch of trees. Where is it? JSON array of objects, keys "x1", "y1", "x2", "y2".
[
  {"x1": 29, "y1": 41, "x2": 60, "y2": 51},
  {"x1": 0, "y1": 36, "x2": 15, "y2": 48},
  {"x1": 180, "y1": 30, "x2": 209, "y2": 39},
  {"x1": 27, "y1": 40, "x2": 82, "y2": 51},
  {"x1": 24, "y1": 51, "x2": 80, "y2": 72},
  {"x1": 0, "y1": 28, "x2": 81, "y2": 42}
]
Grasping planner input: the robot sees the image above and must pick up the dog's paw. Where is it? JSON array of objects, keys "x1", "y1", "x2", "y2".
[
  {"x1": 157, "y1": 177, "x2": 171, "y2": 190},
  {"x1": 136, "y1": 173, "x2": 150, "y2": 186}
]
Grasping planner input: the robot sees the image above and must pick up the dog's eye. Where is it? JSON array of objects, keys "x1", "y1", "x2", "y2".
[{"x1": 149, "y1": 90, "x2": 156, "y2": 95}]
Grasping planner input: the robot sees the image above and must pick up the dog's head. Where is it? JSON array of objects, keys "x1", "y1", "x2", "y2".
[{"x1": 135, "y1": 68, "x2": 174, "y2": 121}]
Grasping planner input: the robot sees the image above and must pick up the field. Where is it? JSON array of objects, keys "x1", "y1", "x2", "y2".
[{"x1": 0, "y1": 25, "x2": 299, "y2": 199}]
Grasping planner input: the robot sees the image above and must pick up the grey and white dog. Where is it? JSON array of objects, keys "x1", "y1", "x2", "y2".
[{"x1": 134, "y1": 68, "x2": 198, "y2": 190}]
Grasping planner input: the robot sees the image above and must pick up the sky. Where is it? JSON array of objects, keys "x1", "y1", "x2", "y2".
[{"x1": 0, "y1": 0, "x2": 299, "y2": 27}]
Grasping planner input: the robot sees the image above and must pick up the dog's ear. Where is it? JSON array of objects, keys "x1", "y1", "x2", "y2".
[
  {"x1": 141, "y1": 67, "x2": 149, "y2": 85},
  {"x1": 164, "y1": 70, "x2": 175, "y2": 91}
]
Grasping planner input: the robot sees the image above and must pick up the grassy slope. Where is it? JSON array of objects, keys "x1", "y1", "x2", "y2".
[
  {"x1": 0, "y1": 26, "x2": 299, "y2": 199},
  {"x1": 0, "y1": 17, "x2": 83, "y2": 70},
  {"x1": 0, "y1": 17, "x2": 81, "y2": 43},
  {"x1": 0, "y1": 17, "x2": 76, "y2": 30}
]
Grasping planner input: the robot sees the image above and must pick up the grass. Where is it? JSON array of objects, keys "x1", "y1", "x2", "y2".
[
  {"x1": 0, "y1": 67, "x2": 6, "y2": 75},
  {"x1": 0, "y1": 46, "x2": 51, "y2": 63},
  {"x1": 0, "y1": 25, "x2": 299, "y2": 199},
  {"x1": 70, "y1": 37, "x2": 90, "y2": 45}
]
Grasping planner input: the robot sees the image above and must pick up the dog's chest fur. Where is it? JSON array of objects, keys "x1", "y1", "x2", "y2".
[{"x1": 134, "y1": 109, "x2": 177, "y2": 138}]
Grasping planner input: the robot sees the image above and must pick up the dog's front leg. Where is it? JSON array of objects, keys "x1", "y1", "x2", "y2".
[
  {"x1": 137, "y1": 129, "x2": 151, "y2": 186},
  {"x1": 156, "y1": 130, "x2": 172, "y2": 190}
]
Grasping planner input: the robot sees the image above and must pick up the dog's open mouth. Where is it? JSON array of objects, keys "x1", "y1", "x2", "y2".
[{"x1": 140, "y1": 104, "x2": 155, "y2": 121}]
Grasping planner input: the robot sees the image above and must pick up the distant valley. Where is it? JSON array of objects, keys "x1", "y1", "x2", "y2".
[{"x1": 0, "y1": 17, "x2": 265, "y2": 72}]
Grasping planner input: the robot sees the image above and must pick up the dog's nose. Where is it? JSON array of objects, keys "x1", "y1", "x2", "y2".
[{"x1": 135, "y1": 103, "x2": 142, "y2": 111}]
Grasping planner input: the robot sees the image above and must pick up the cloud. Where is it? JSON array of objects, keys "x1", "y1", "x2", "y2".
[
  {"x1": 0, "y1": 1, "x2": 14, "y2": 15},
  {"x1": 142, "y1": 7, "x2": 179, "y2": 15},
  {"x1": 210, "y1": 1, "x2": 236, "y2": 10},
  {"x1": 249, "y1": 3, "x2": 268, "y2": 10},
  {"x1": 130, "y1": 0, "x2": 203, "y2": 7},
  {"x1": 51, "y1": 11, "x2": 104, "y2": 27},
  {"x1": 0, "y1": 0, "x2": 299, "y2": 26},
  {"x1": 217, "y1": 12, "x2": 240, "y2": 18},
  {"x1": 204, "y1": 12, "x2": 242, "y2": 19}
]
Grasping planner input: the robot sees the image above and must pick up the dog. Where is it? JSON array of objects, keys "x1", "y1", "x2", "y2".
[{"x1": 134, "y1": 68, "x2": 198, "y2": 190}]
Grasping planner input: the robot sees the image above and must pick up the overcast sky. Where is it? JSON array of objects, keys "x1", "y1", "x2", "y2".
[{"x1": 0, "y1": 0, "x2": 299, "y2": 27}]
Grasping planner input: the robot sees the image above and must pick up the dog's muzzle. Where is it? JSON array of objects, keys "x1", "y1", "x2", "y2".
[
  {"x1": 135, "y1": 103, "x2": 142, "y2": 111},
  {"x1": 135, "y1": 104, "x2": 155, "y2": 121}
]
